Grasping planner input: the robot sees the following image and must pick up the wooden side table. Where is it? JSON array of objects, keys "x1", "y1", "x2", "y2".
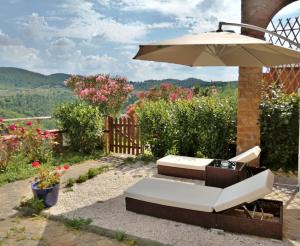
[{"x1": 205, "y1": 159, "x2": 248, "y2": 188}]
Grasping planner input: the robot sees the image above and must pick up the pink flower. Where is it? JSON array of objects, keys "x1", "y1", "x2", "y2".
[
  {"x1": 26, "y1": 121, "x2": 32, "y2": 126},
  {"x1": 32, "y1": 161, "x2": 41, "y2": 168},
  {"x1": 9, "y1": 124, "x2": 17, "y2": 131},
  {"x1": 19, "y1": 127, "x2": 25, "y2": 134}
]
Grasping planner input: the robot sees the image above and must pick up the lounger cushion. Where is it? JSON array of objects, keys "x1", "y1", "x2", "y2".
[
  {"x1": 213, "y1": 169, "x2": 274, "y2": 212},
  {"x1": 228, "y1": 146, "x2": 261, "y2": 163},
  {"x1": 157, "y1": 155, "x2": 214, "y2": 171},
  {"x1": 125, "y1": 178, "x2": 222, "y2": 212}
]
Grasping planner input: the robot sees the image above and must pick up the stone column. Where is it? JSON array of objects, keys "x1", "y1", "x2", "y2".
[{"x1": 237, "y1": 0, "x2": 295, "y2": 166}]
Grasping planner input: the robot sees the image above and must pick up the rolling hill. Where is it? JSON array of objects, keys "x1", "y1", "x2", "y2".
[
  {"x1": 0, "y1": 67, "x2": 69, "y2": 89},
  {"x1": 131, "y1": 78, "x2": 237, "y2": 91}
]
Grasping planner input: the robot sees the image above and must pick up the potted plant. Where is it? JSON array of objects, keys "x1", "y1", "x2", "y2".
[{"x1": 31, "y1": 161, "x2": 69, "y2": 207}]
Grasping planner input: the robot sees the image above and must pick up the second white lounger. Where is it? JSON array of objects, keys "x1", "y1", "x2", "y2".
[{"x1": 157, "y1": 146, "x2": 261, "y2": 179}]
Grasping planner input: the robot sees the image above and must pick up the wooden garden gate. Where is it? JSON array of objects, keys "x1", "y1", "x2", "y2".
[{"x1": 105, "y1": 116, "x2": 144, "y2": 155}]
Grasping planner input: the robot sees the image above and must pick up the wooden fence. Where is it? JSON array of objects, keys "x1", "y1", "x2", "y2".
[{"x1": 105, "y1": 116, "x2": 144, "y2": 155}]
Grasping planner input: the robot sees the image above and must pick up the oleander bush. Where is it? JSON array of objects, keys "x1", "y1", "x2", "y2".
[
  {"x1": 54, "y1": 102, "x2": 104, "y2": 153},
  {"x1": 260, "y1": 87, "x2": 299, "y2": 170}
]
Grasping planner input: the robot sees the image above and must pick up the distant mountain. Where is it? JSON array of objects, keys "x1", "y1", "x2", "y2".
[
  {"x1": 131, "y1": 78, "x2": 237, "y2": 91},
  {"x1": 0, "y1": 67, "x2": 237, "y2": 91},
  {"x1": 0, "y1": 67, "x2": 70, "y2": 89}
]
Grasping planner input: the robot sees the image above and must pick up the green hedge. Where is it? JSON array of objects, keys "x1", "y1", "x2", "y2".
[
  {"x1": 135, "y1": 100, "x2": 174, "y2": 157},
  {"x1": 260, "y1": 91, "x2": 299, "y2": 170},
  {"x1": 54, "y1": 102, "x2": 104, "y2": 153},
  {"x1": 136, "y1": 97, "x2": 236, "y2": 158},
  {"x1": 136, "y1": 92, "x2": 299, "y2": 171}
]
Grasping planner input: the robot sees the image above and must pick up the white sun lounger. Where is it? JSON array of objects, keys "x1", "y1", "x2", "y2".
[
  {"x1": 156, "y1": 146, "x2": 261, "y2": 179},
  {"x1": 125, "y1": 169, "x2": 283, "y2": 239}
]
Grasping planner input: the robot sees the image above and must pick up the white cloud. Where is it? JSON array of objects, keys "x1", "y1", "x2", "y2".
[
  {"x1": 117, "y1": 0, "x2": 241, "y2": 33},
  {"x1": 46, "y1": 37, "x2": 76, "y2": 57},
  {"x1": 19, "y1": 1, "x2": 173, "y2": 44},
  {"x1": 58, "y1": 0, "x2": 172, "y2": 43},
  {"x1": 21, "y1": 13, "x2": 55, "y2": 41},
  {"x1": 45, "y1": 36, "x2": 118, "y2": 75},
  {"x1": 0, "y1": 30, "x2": 41, "y2": 69}
]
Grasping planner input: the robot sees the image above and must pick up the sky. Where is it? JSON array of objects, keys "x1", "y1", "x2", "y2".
[{"x1": 0, "y1": 0, "x2": 299, "y2": 82}]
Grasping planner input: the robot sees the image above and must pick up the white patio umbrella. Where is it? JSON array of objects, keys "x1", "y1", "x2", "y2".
[
  {"x1": 134, "y1": 31, "x2": 300, "y2": 67},
  {"x1": 134, "y1": 22, "x2": 300, "y2": 193}
]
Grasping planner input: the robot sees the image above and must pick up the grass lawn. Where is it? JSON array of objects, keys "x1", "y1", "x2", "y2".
[{"x1": 0, "y1": 150, "x2": 105, "y2": 187}]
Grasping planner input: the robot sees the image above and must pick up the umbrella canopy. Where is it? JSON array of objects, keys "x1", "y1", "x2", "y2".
[{"x1": 134, "y1": 31, "x2": 300, "y2": 67}]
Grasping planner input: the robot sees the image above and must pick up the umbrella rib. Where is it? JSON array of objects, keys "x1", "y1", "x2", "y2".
[{"x1": 239, "y1": 46, "x2": 265, "y2": 66}]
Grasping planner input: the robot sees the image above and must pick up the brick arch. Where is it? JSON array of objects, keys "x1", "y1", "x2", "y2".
[
  {"x1": 241, "y1": 0, "x2": 297, "y2": 37},
  {"x1": 236, "y1": 0, "x2": 298, "y2": 166}
]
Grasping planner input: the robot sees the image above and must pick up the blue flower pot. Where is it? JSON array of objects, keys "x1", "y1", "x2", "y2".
[{"x1": 31, "y1": 182, "x2": 60, "y2": 208}]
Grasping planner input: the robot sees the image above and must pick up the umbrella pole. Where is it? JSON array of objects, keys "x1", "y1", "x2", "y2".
[{"x1": 298, "y1": 87, "x2": 300, "y2": 197}]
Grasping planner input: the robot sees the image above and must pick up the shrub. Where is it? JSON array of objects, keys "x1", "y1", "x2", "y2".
[
  {"x1": 173, "y1": 99, "x2": 202, "y2": 156},
  {"x1": 19, "y1": 197, "x2": 45, "y2": 216},
  {"x1": 54, "y1": 102, "x2": 104, "y2": 153},
  {"x1": 76, "y1": 174, "x2": 89, "y2": 183},
  {"x1": 115, "y1": 230, "x2": 126, "y2": 241},
  {"x1": 0, "y1": 121, "x2": 56, "y2": 165},
  {"x1": 136, "y1": 97, "x2": 236, "y2": 158},
  {"x1": 64, "y1": 217, "x2": 92, "y2": 230},
  {"x1": 135, "y1": 100, "x2": 174, "y2": 157},
  {"x1": 65, "y1": 177, "x2": 76, "y2": 188},
  {"x1": 173, "y1": 97, "x2": 236, "y2": 158},
  {"x1": 260, "y1": 88, "x2": 299, "y2": 170}
]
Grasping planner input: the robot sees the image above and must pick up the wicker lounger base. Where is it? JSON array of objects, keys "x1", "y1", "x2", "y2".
[
  {"x1": 157, "y1": 165, "x2": 206, "y2": 180},
  {"x1": 125, "y1": 197, "x2": 283, "y2": 240}
]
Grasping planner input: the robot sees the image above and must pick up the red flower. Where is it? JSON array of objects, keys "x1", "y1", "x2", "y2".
[
  {"x1": 36, "y1": 128, "x2": 42, "y2": 134},
  {"x1": 9, "y1": 124, "x2": 17, "y2": 131},
  {"x1": 0, "y1": 117, "x2": 3, "y2": 124},
  {"x1": 26, "y1": 121, "x2": 32, "y2": 126},
  {"x1": 19, "y1": 127, "x2": 25, "y2": 134},
  {"x1": 32, "y1": 161, "x2": 41, "y2": 168},
  {"x1": 63, "y1": 164, "x2": 70, "y2": 170}
]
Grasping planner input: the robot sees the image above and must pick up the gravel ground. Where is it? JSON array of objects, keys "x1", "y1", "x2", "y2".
[{"x1": 44, "y1": 161, "x2": 300, "y2": 246}]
